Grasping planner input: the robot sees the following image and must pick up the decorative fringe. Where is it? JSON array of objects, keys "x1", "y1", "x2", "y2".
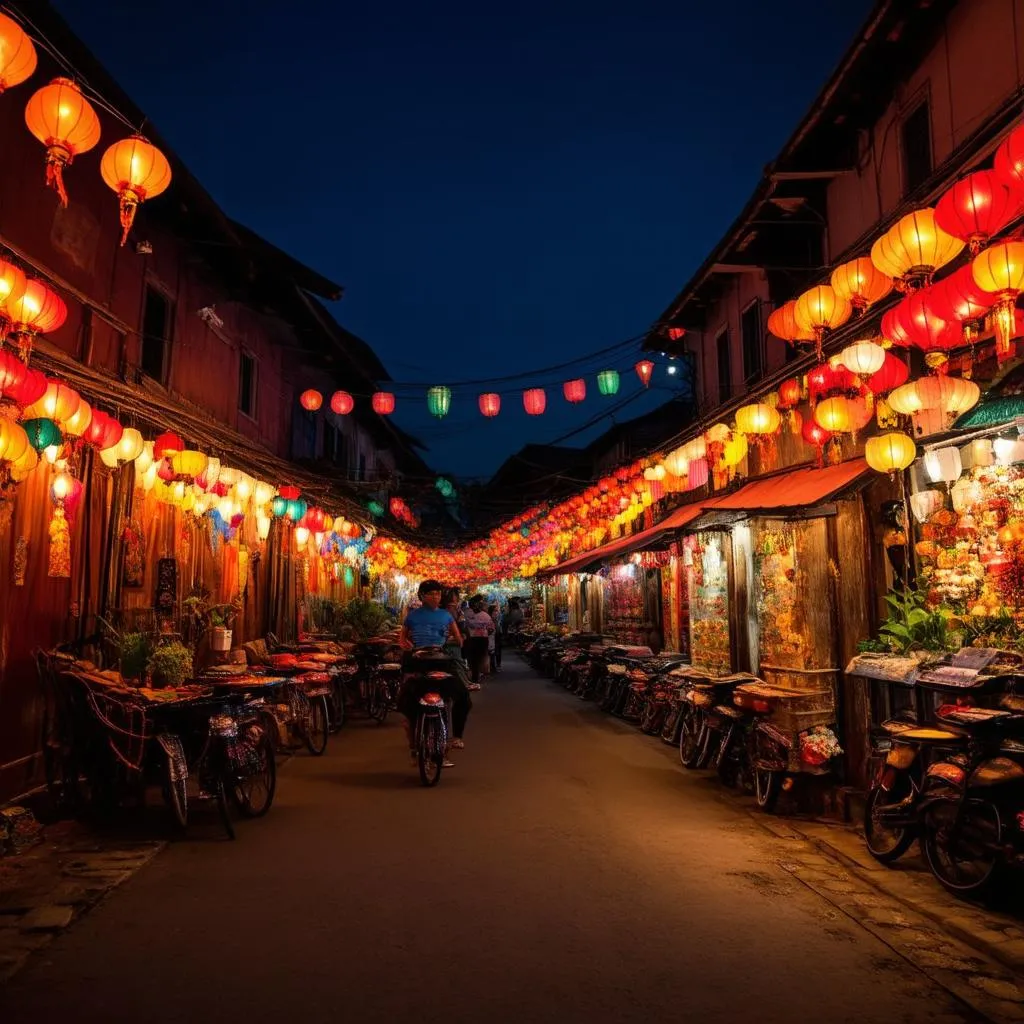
[{"x1": 45, "y1": 152, "x2": 69, "y2": 208}]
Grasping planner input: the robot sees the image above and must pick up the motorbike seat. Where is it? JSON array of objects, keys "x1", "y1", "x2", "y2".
[
  {"x1": 379, "y1": 663, "x2": 402, "y2": 672},
  {"x1": 714, "y1": 704, "x2": 743, "y2": 719},
  {"x1": 896, "y1": 727, "x2": 966, "y2": 744},
  {"x1": 419, "y1": 692, "x2": 445, "y2": 708}
]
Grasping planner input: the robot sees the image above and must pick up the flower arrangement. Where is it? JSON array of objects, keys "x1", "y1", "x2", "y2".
[{"x1": 800, "y1": 726, "x2": 843, "y2": 766}]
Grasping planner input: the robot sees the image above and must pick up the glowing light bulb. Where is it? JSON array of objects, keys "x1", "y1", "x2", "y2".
[{"x1": 295, "y1": 526, "x2": 310, "y2": 546}]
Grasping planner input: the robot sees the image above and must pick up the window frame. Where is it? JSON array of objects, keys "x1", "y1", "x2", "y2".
[
  {"x1": 899, "y1": 91, "x2": 933, "y2": 197},
  {"x1": 739, "y1": 300, "x2": 763, "y2": 384},
  {"x1": 140, "y1": 282, "x2": 175, "y2": 385},
  {"x1": 238, "y1": 348, "x2": 258, "y2": 421}
]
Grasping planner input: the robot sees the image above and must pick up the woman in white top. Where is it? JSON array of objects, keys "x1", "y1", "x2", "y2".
[{"x1": 463, "y1": 595, "x2": 494, "y2": 689}]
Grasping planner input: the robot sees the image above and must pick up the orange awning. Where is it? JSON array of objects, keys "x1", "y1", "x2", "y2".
[
  {"x1": 697, "y1": 458, "x2": 868, "y2": 516},
  {"x1": 541, "y1": 498, "x2": 706, "y2": 578}
]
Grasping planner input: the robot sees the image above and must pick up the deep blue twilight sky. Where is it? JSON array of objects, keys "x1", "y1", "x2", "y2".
[{"x1": 54, "y1": 0, "x2": 869, "y2": 480}]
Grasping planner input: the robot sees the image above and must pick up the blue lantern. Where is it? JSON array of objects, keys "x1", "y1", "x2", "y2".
[{"x1": 271, "y1": 496, "x2": 288, "y2": 517}]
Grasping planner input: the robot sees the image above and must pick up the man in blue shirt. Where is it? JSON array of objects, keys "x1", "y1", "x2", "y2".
[{"x1": 399, "y1": 580, "x2": 471, "y2": 760}]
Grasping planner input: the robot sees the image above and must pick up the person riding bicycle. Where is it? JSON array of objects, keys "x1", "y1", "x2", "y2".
[{"x1": 399, "y1": 579, "x2": 472, "y2": 762}]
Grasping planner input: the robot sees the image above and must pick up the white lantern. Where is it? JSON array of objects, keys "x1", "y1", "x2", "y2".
[
  {"x1": 135, "y1": 441, "x2": 154, "y2": 473},
  {"x1": 969, "y1": 438, "x2": 994, "y2": 468},
  {"x1": 141, "y1": 462, "x2": 158, "y2": 491},
  {"x1": 910, "y1": 489, "x2": 944, "y2": 523},
  {"x1": 924, "y1": 447, "x2": 962, "y2": 484},
  {"x1": 204, "y1": 456, "x2": 221, "y2": 486},
  {"x1": 295, "y1": 526, "x2": 310, "y2": 547},
  {"x1": 994, "y1": 437, "x2": 1024, "y2": 465},
  {"x1": 254, "y1": 480, "x2": 275, "y2": 507},
  {"x1": 663, "y1": 446, "x2": 689, "y2": 477},
  {"x1": 256, "y1": 514, "x2": 271, "y2": 541},
  {"x1": 951, "y1": 477, "x2": 982, "y2": 513},
  {"x1": 235, "y1": 474, "x2": 253, "y2": 501},
  {"x1": 840, "y1": 340, "x2": 886, "y2": 377},
  {"x1": 99, "y1": 445, "x2": 120, "y2": 469}
]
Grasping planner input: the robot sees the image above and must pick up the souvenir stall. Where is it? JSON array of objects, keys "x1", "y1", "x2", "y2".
[{"x1": 684, "y1": 530, "x2": 733, "y2": 675}]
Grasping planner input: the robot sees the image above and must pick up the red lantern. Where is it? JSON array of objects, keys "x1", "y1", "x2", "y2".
[
  {"x1": 300, "y1": 389, "x2": 322, "y2": 411},
  {"x1": 802, "y1": 417, "x2": 833, "y2": 465},
  {"x1": 479, "y1": 393, "x2": 501, "y2": 417},
  {"x1": 935, "y1": 171, "x2": 1014, "y2": 253},
  {"x1": 153, "y1": 431, "x2": 183, "y2": 458},
  {"x1": 85, "y1": 410, "x2": 123, "y2": 451},
  {"x1": 881, "y1": 288, "x2": 962, "y2": 366},
  {"x1": 777, "y1": 378, "x2": 802, "y2": 409},
  {"x1": 563, "y1": 379, "x2": 586, "y2": 403},
  {"x1": 0, "y1": 349, "x2": 26, "y2": 395},
  {"x1": 994, "y1": 123, "x2": 1024, "y2": 196},
  {"x1": 279, "y1": 484, "x2": 300, "y2": 501},
  {"x1": 389, "y1": 497, "x2": 408, "y2": 518},
  {"x1": 4, "y1": 366, "x2": 46, "y2": 406},
  {"x1": 635, "y1": 360, "x2": 655, "y2": 387},
  {"x1": 866, "y1": 351, "x2": 909, "y2": 396},
  {"x1": 665, "y1": 327, "x2": 685, "y2": 341},
  {"x1": 329, "y1": 390, "x2": 354, "y2": 415},
  {"x1": 925, "y1": 264, "x2": 994, "y2": 323},
  {"x1": 372, "y1": 391, "x2": 395, "y2": 415},
  {"x1": 523, "y1": 388, "x2": 546, "y2": 415},
  {"x1": 807, "y1": 362, "x2": 854, "y2": 401}
]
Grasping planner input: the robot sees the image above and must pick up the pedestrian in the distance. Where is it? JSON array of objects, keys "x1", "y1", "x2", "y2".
[
  {"x1": 488, "y1": 602, "x2": 502, "y2": 673},
  {"x1": 464, "y1": 594, "x2": 494, "y2": 690}
]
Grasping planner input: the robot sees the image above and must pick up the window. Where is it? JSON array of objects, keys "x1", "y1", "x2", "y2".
[
  {"x1": 140, "y1": 287, "x2": 173, "y2": 382},
  {"x1": 901, "y1": 99, "x2": 932, "y2": 195},
  {"x1": 238, "y1": 351, "x2": 257, "y2": 418},
  {"x1": 740, "y1": 302, "x2": 762, "y2": 383},
  {"x1": 716, "y1": 328, "x2": 732, "y2": 402}
]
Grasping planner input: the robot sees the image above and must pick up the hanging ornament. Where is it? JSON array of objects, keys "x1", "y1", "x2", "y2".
[
  {"x1": 13, "y1": 536, "x2": 27, "y2": 586},
  {"x1": 300, "y1": 388, "x2": 322, "y2": 411},
  {"x1": 0, "y1": 13, "x2": 37, "y2": 93},
  {"x1": 563, "y1": 379, "x2": 586, "y2": 403},
  {"x1": 99, "y1": 135, "x2": 172, "y2": 245},
  {"x1": 869, "y1": 207, "x2": 964, "y2": 291},
  {"x1": 635, "y1": 360, "x2": 655, "y2": 387},
  {"x1": 523, "y1": 388, "x2": 546, "y2": 415},
  {"x1": 371, "y1": 391, "x2": 395, "y2": 415},
  {"x1": 801, "y1": 417, "x2": 832, "y2": 467},
  {"x1": 994, "y1": 122, "x2": 1024, "y2": 196},
  {"x1": 329, "y1": 390, "x2": 354, "y2": 415},
  {"x1": 0, "y1": 261, "x2": 27, "y2": 342},
  {"x1": 881, "y1": 287, "x2": 962, "y2": 369},
  {"x1": 935, "y1": 170, "x2": 1014, "y2": 254},
  {"x1": 21, "y1": 417, "x2": 61, "y2": 453},
  {"x1": 596, "y1": 370, "x2": 620, "y2": 396},
  {"x1": 427, "y1": 386, "x2": 452, "y2": 418},
  {"x1": 664, "y1": 326, "x2": 686, "y2": 341},
  {"x1": 6, "y1": 280, "x2": 67, "y2": 362},
  {"x1": 830, "y1": 256, "x2": 893, "y2": 313},
  {"x1": 479, "y1": 393, "x2": 501, "y2": 417},
  {"x1": 972, "y1": 240, "x2": 1024, "y2": 362},
  {"x1": 793, "y1": 285, "x2": 852, "y2": 361},
  {"x1": 865, "y1": 432, "x2": 917, "y2": 476},
  {"x1": 24, "y1": 78, "x2": 102, "y2": 207},
  {"x1": 767, "y1": 300, "x2": 815, "y2": 350}
]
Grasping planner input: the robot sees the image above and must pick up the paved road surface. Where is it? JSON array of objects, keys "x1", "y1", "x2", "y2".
[{"x1": 1, "y1": 656, "x2": 979, "y2": 1023}]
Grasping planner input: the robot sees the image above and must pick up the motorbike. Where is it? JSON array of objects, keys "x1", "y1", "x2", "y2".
[
  {"x1": 679, "y1": 675, "x2": 754, "y2": 770},
  {"x1": 404, "y1": 648, "x2": 458, "y2": 787}
]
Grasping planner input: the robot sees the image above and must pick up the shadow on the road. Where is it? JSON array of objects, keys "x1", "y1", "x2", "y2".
[{"x1": 324, "y1": 771, "x2": 439, "y2": 790}]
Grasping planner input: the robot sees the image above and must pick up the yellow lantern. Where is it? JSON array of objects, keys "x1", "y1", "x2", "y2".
[
  {"x1": 794, "y1": 285, "x2": 852, "y2": 358},
  {"x1": 721, "y1": 432, "x2": 748, "y2": 468},
  {"x1": 141, "y1": 462, "x2": 158, "y2": 492},
  {"x1": 99, "y1": 445, "x2": 120, "y2": 469},
  {"x1": 135, "y1": 441, "x2": 154, "y2": 473},
  {"x1": 972, "y1": 241, "x2": 1024, "y2": 359},
  {"x1": 51, "y1": 469, "x2": 74, "y2": 501},
  {"x1": 865, "y1": 432, "x2": 917, "y2": 475},
  {"x1": 663, "y1": 446, "x2": 689, "y2": 477},
  {"x1": 887, "y1": 381, "x2": 922, "y2": 416},
  {"x1": 171, "y1": 449, "x2": 208, "y2": 478},
  {"x1": 705, "y1": 423, "x2": 730, "y2": 444},
  {"x1": 682, "y1": 437, "x2": 707, "y2": 462},
  {"x1": 254, "y1": 480, "x2": 275, "y2": 507},
  {"x1": 814, "y1": 396, "x2": 852, "y2": 433},
  {"x1": 870, "y1": 208, "x2": 964, "y2": 289},
  {"x1": 62, "y1": 399, "x2": 93, "y2": 438},
  {"x1": 116, "y1": 427, "x2": 145, "y2": 463},
  {"x1": 830, "y1": 256, "x2": 893, "y2": 311},
  {"x1": 734, "y1": 402, "x2": 780, "y2": 436},
  {"x1": 0, "y1": 416, "x2": 29, "y2": 464},
  {"x1": 10, "y1": 444, "x2": 38, "y2": 481},
  {"x1": 25, "y1": 381, "x2": 80, "y2": 426}
]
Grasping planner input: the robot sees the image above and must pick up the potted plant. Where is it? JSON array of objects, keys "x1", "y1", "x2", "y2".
[
  {"x1": 208, "y1": 601, "x2": 239, "y2": 652},
  {"x1": 148, "y1": 642, "x2": 193, "y2": 689},
  {"x1": 117, "y1": 631, "x2": 153, "y2": 682}
]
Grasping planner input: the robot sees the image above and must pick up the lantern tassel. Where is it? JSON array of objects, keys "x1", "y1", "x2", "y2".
[
  {"x1": 994, "y1": 300, "x2": 1015, "y2": 363},
  {"x1": 45, "y1": 149, "x2": 70, "y2": 208},
  {"x1": 118, "y1": 193, "x2": 140, "y2": 247}
]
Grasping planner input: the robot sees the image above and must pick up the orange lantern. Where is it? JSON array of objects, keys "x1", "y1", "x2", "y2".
[
  {"x1": 870, "y1": 207, "x2": 964, "y2": 291},
  {"x1": 777, "y1": 378, "x2": 802, "y2": 410},
  {"x1": 972, "y1": 241, "x2": 1024, "y2": 360},
  {"x1": 25, "y1": 379, "x2": 80, "y2": 426},
  {"x1": 100, "y1": 135, "x2": 172, "y2": 246},
  {"x1": 830, "y1": 256, "x2": 893, "y2": 312},
  {"x1": 523, "y1": 388, "x2": 546, "y2": 415},
  {"x1": 371, "y1": 391, "x2": 395, "y2": 415},
  {"x1": 767, "y1": 300, "x2": 815, "y2": 348},
  {"x1": 635, "y1": 360, "x2": 655, "y2": 387},
  {"x1": 6, "y1": 279, "x2": 66, "y2": 360},
  {"x1": 329, "y1": 390, "x2": 354, "y2": 415},
  {"x1": 24, "y1": 78, "x2": 102, "y2": 207},
  {"x1": 734, "y1": 402, "x2": 780, "y2": 436},
  {"x1": 814, "y1": 396, "x2": 852, "y2": 434},
  {"x1": 794, "y1": 285, "x2": 852, "y2": 360},
  {"x1": 300, "y1": 388, "x2": 323, "y2": 411},
  {"x1": 0, "y1": 13, "x2": 37, "y2": 93}
]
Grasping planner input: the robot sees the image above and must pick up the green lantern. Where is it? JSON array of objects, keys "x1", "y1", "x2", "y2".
[
  {"x1": 596, "y1": 370, "x2": 620, "y2": 396},
  {"x1": 427, "y1": 386, "x2": 452, "y2": 418},
  {"x1": 368, "y1": 500, "x2": 385, "y2": 518},
  {"x1": 435, "y1": 476, "x2": 455, "y2": 498},
  {"x1": 22, "y1": 417, "x2": 62, "y2": 453}
]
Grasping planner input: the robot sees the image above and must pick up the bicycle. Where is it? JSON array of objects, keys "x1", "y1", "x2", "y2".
[{"x1": 415, "y1": 689, "x2": 453, "y2": 787}]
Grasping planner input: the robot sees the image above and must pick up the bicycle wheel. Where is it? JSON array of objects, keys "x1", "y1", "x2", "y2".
[
  {"x1": 162, "y1": 764, "x2": 188, "y2": 830},
  {"x1": 232, "y1": 731, "x2": 277, "y2": 818},
  {"x1": 368, "y1": 683, "x2": 389, "y2": 724},
  {"x1": 214, "y1": 777, "x2": 235, "y2": 840},
  {"x1": 418, "y1": 718, "x2": 443, "y2": 787},
  {"x1": 327, "y1": 680, "x2": 346, "y2": 732},
  {"x1": 679, "y1": 708, "x2": 705, "y2": 769},
  {"x1": 303, "y1": 695, "x2": 330, "y2": 756}
]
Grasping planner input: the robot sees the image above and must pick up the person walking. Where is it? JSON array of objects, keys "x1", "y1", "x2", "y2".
[
  {"x1": 463, "y1": 594, "x2": 494, "y2": 689},
  {"x1": 488, "y1": 602, "x2": 502, "y2": 673}
]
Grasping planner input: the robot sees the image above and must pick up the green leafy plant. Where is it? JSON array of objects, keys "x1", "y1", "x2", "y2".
[
  {"x1": 117, "y1": 631, "x2": 153, "y2": 680},
  {"x1": 877, "y1": 588, "x2": 951, "y2": 655},
  {"x1": 335, "y1": 597, "x2": 393, "y2": 640},
  {"x1": 148, "y1": 642, "x2": 193, "y2": 688}
]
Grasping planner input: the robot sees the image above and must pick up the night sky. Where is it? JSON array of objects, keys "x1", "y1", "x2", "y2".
[{"x1": 52, "y1": 0, "x2": 869, "y2": 481}]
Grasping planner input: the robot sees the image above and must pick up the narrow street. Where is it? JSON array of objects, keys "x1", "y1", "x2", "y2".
[{"x1": 0, "y1": 657, "x2": 997, "y2": 1024}]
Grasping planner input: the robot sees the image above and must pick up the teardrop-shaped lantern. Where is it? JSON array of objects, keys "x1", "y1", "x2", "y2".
[
  {"x1": 100, "y1": 135, "x2": 172, "y2": 246},
  {"x1": 635, "y1": 360, "x2": 654, "y2": 387},
  {"x1": 24, "y1": 78, "x2": 102, "y2": 207}
]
